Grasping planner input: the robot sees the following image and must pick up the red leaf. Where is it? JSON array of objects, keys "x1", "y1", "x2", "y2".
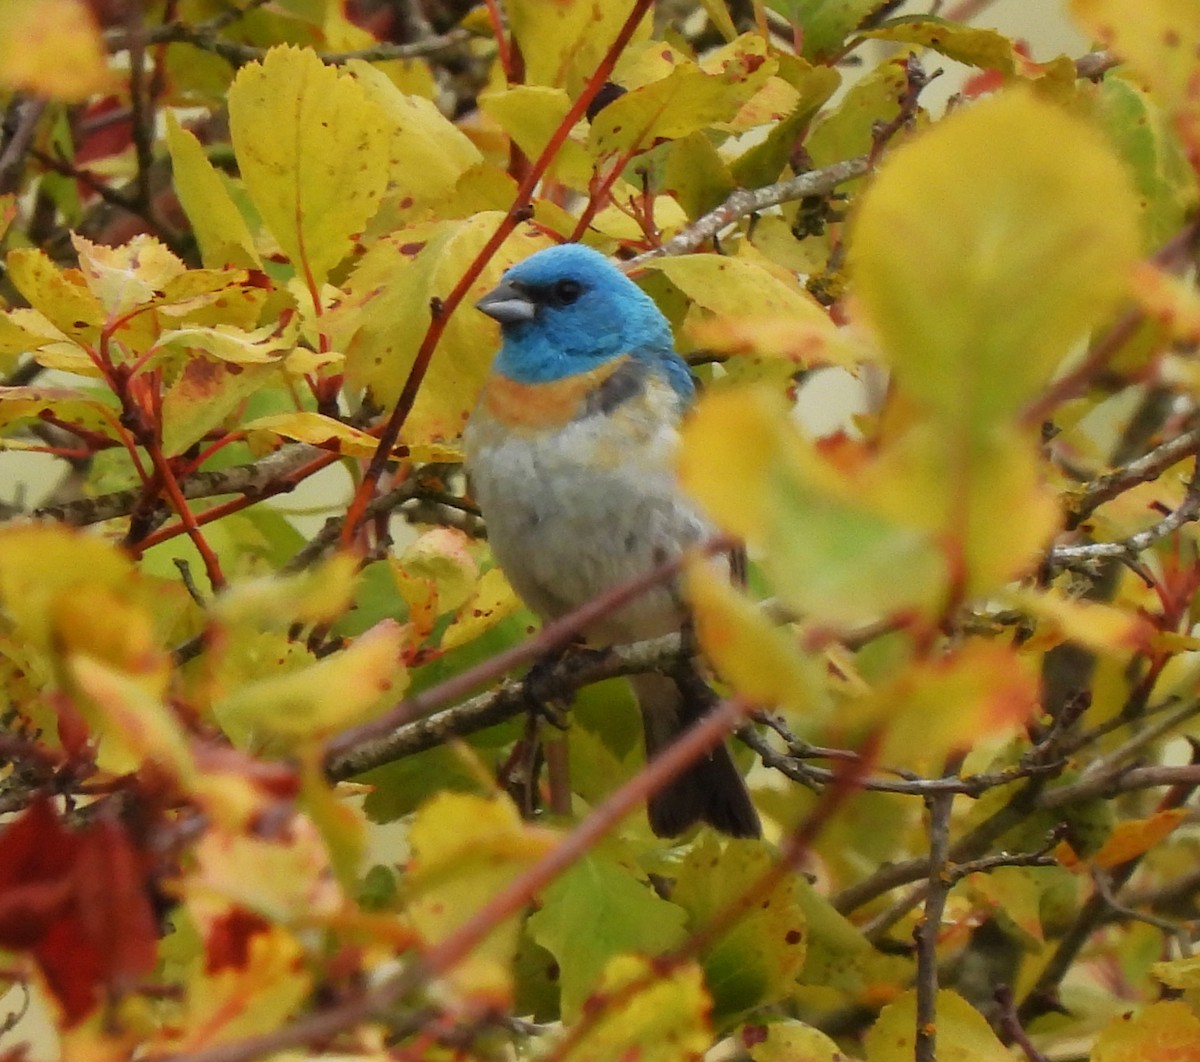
[
  {"x1": 0, "y1": 800, "x2": 159, "y2": 1025},
  {"x1": 206, "y1": 909, "x2": 272, "y2": 974}
]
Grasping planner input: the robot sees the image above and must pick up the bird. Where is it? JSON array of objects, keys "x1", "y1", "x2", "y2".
[{"x1": 462, "y1": 243, "x2": 761, "y2": 839}]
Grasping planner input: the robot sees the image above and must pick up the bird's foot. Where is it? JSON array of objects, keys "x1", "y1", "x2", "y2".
[{"x1": 523, "y1": 643, "x2": 610, "y2": 729}]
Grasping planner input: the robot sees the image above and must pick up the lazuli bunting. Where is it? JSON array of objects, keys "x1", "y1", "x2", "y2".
[{"x1": 463, "y1": 244, "x2": 760, "y2": 838}]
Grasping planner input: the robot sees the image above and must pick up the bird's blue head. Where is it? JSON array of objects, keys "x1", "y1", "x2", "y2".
[{"x1": 478, "y1": 244, "x2": 690, "y2": 395}]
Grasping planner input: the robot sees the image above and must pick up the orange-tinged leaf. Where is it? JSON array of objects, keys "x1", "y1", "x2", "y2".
[
  {"x1": 1089, "y1": 809, "x2": 1187, "y2": 869},
  {"x1": 243, "y1": 410, "x2": 460, "y2": 462},
  {"x1": 160, "y1": 361, "x2": 277, "y2": 456},
  {"x1": 687, "y1": 562, "x2": 826, "y2": 719},
  {"x1": 213, "y1": 619, "x2": 408, "y2": 744},
  {"x1": 1073, "y1": 0, "x2": 1200, "y2": 170},
  {"x1": 847, "y1": 641, "x2": 1040, "y2": 770},
  {"x1": 390, "y1": 528, "x2": 479, "y2": 645},
  {"x1": 0, "y1": 0, "x2": 114, "y2": 101},
  {"x1": 557, "y1": 954, "x2": 712, "y2": 1062},
  {"x1": 643, "y1": 254, "x2": 837, "y2": 362},
  {"x1": 228, "y1": 46, "x2": 390, "y2": 289},
  {"x1": 1092, "y1": 1001, "x2": 1200, "y2": 1062},
  {"x1": 849, "y1": 89, "x2": 1139, "y2": 428},
  {"x1": 187, "y1": 820, "x2": 342, "y2": 925},
  {"x1": 864, "y1": 989, "x2": 1010, "y2": 1062},
  {"x1": 165, "y1": 113, "x2": 261, "y2": 270},
  {"x1": 1010, "y1": 587, "x2": 1154, "y2": 655},
  {"x1": 407, "y1": 793, "x2": 557, "y2": 1007},
  {"x1": 1133, "y1": 260, "x2": 1200, "y2": 342}
]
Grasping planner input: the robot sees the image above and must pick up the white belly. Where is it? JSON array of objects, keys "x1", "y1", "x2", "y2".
[{"x1": 464, "y1": 411, "x2": 713, "y2": 643}]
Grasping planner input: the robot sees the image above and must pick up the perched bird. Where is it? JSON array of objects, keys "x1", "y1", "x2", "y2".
[{"x1": 462, "y1": 243, "x2": 760, "y2": 839}]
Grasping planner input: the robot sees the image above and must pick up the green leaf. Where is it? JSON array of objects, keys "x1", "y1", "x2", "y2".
[
  {"x1": 673, "y1": 838, "x2": 807, "y2": 1026},
  {"x1": 849, "y1": 88, "x2": 1141, "y2": 427},
  {"x1": 589, "y1": 40, "x2": 776, "y2": 159},
  {"x1": 765, "y1": 0, "x2": 893, "y2": 61},
  {"x1": 862, "y1": 16, "x2": 1020, "y2": 73},
  {"x1": 527, "y1": 850, "x2": 689, "y2": 1022}
]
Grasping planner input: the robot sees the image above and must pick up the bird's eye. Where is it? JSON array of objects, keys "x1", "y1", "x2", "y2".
[{"x1": 552, "y1": 279, "x2": 583, "y2": 306}]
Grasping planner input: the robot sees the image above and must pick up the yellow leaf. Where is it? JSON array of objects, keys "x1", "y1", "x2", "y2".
[
  {"x1": 214, "y1": 553, "x2": 360, "y2": 631},
  {"x1": 6, "y1": 248, "x2": 105, "y2": 336},
  {"x1": 165, "y1": 113, "x2": 262, "y2": 269},
  {"x1": 72, "y1": 234, "x2": 188, "y2": 316},
  {"x1": 1152, "y1": 955, "x2": 1200, "y2": 990},
  {"x1": 0, "y1": 525, "x2": 138, "y2": 653},
  {"x1": 865, "y1": 990, "x2": 1010, "y2": 1062},
  {"x1": 174, "y1": 929, "x2": 311, "y2": 1051},
  {"x1": 407, "y1": 793, "x2": 557, "y2": 1007},
  {"x1": 188, "y1": 820, "x2": 342, "y2": 924},
  {"x1": 1092, "y1": 1001, "x2": 1200, "y2": 1062},
  {"x1": 154, "y1": 321, "x2": 295, "y2": 365},
  {"x1": 687, "y1": 562, "x2": 827, "y2": 719},
  {"x1": 862, "y1": 17, "x2": 1019, "y2": 74},
  {"x1": 589, "y1": 45, "x2": 775, "y2": 159},
  {"x1": 214, "y1": 619, "x2": 408, "y2": 743},
  {"x1": 747, "y1": 1020, "x2": 845, "y2": 1062},
  {"x1": 643, "y1": 254, "x2": 838, "y2": 363},
  {"x1": 161, "y1": 361, "x2": 278, "y2": 456},
  {"x1": 559, "y1": 954, "x2": 712, "y2": 1062},
  {"x1": 439, "y1": 566, "x2": 525, "y2": 652},
  {"x1": 0, "y1": 0, "x2": 114, "y2": 101},
  {"x1": 228, "y1": 46, "x2": 390, "y2": 288},
  {"x1": 336, "y1": 215, "x2": 551, "y2": 444},
  {"x1": 507, "y1": 0, "x2": 653, "y2": 94},
  {"x1": 849, "y1": 89, "x2": 1139, "y2": 427},
  {"x1": 348, "y1": 59, "x2": 482, "y2": 204},
  {"x1": 390, "y1": 528, "x2": 479, "y2": 645},
  {"x1": 1074, "y1": 0, "x2": 1200, "y2": 169},
  {"x1": 1089, "y1": 809, "x2": 1188, "y2": 868},
  {"x1": 479, "y1": 85, "x2": 591, "y2": 185},
  {"x1": 67, "y1": 655, "x2": 194, "y2": 780}
]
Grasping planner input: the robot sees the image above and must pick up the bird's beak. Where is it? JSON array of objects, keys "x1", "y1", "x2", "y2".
[{"x1": 476, "y1": 278, "x2": 537, "y2": 324}]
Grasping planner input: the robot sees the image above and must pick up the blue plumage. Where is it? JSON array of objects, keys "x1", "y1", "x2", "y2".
[{"x1": 463, "y1": 244, "x2": 760, "y2": 839}]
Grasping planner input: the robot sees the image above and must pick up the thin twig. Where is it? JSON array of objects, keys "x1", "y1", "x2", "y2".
[
  {"x1": 625, "y1": 156, "x2": 870, "y2": 267},
  {"x1": 914, "y1": 774, "x2": 958, "y2": 1062}
]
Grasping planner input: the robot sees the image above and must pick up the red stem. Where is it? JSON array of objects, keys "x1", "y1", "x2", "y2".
[{"x1": 338, "y1": 0, "x2": 656, "y2": 552}]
